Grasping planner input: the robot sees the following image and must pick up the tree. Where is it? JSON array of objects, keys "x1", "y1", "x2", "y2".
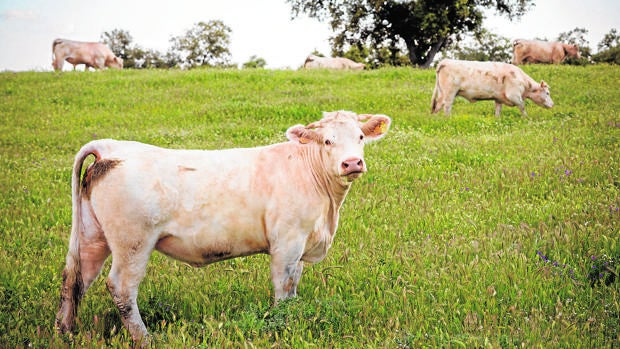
[
  {"x1": 557, "y1": 27, "x2": 591, "y2": 65},
  {"x1": 598, "y1": 28, "x2": 620, "y2": 51},
  {"x1": 169, "y1": 20, "x2": 232, "y2": 69},
  {"x1": 242, "y1": 55, "x2": 267, "y2": 69},
  {"x1": 101, "y1": 29, "x2": 135, "y2": 67},
  {"x1": 446, "y1": 28, "x2": 512, "y2": 62},
  {"x1": 593, "y1": 28, "x2": 620, "y2": 65},
  {"x1": 287, "y1": 0, "x2": 534, "y2": 68}
]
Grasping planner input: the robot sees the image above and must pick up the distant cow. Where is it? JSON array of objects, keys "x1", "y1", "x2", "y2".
[
  {"x1": 431, "y1": 59, "x2": 554, "y2": 116},
  {"x1": 55, "y1": 111, "x2": 391, "y2": 344},
  {"x1": 52, "y1": 38, "x2": 123, "y2": 71},
  {"x1": 303, "y1": 55, "x2": 365, "y2": 70},
  {"x1": 512, "y1": 39, "x2": 580, "y2": 65}
]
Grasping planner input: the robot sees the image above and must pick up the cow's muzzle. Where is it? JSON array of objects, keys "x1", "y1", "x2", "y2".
[{"x1": 342, "y1": 157, "x2": 366, "y2": 179}]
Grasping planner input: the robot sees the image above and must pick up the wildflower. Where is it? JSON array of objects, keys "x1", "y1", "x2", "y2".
[
  {"x1": 589, "y1": 254, "x2": 618, "y2": 287},
  {"x1": 564, "y1": 169, "x2": 572, "y2": 176},
  {"x1": 537, "y1": 250, "x2": 549, "y2": 262}
]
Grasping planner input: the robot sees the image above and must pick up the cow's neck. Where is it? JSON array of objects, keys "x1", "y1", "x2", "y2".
[{"x1": 301, "y1": 145, "x2": 351, "y2": 234}]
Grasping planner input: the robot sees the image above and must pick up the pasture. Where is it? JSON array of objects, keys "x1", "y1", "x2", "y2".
[{"x1": 0, "y1": 65, "x2": 618, "y2": 348}]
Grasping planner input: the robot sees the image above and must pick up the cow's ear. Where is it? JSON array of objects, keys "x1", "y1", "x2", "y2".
[
  {"x1": 361, "y1": 115, "x2": 391, "y2": 141},
  {"x1": 286, "y1": 125, "x2": 320, "y2": 144},
  {"x1": 540, "y1": 80, "x2": 548, "y2": 88}
]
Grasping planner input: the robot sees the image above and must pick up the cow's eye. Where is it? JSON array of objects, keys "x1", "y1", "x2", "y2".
[
  {"x1": 324, "y1": 139, "x2": 332, "y2": 146},
  {"x1": 359, "y1": 134, "x2": 364, "y2": 141}
]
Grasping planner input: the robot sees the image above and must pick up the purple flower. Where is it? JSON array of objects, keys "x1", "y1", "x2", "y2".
[
  {"x1": 537, "y1": 251, "x2": 549, "y2": 262},
  {"x1": 592, "y1": 255, "x2": 597, "y2": 261},
  {"x1": 564, "y1": 169, "x2": 572, "y2": 176}
]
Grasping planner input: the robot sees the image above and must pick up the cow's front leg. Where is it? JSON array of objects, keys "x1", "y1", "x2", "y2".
[{"x1": 270, "y1": 243, "x2": 305, "y2": 302}]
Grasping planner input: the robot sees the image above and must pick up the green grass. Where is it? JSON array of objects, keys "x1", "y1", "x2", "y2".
[{"x1": 0, "y1": 65, "x2": 618, "y2": 348}]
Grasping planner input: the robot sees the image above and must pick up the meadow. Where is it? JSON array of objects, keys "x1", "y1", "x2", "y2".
[{"x1": 0, "y1": 65, "x2": 618, "y2": 348}]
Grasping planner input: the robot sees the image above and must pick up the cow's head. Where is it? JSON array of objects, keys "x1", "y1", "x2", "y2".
[
  {"x1": 529, "y1": 81, "x2": 554, "y2": 109},
  {"x1": 109, "y1": 56, "x2": 123, "y2": 69},
  {"x1": 564, "y1": 44, "x2": 581, "y2": 59},
  {"x1": 286, "y1": 111, "x2": 391, "y2": 183}
]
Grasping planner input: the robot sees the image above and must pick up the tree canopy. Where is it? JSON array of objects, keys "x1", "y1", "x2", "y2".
[
  {"x1": 169, "y1": 20, "x2": 233, "y2": 69},
  {"x1": 287, "y1": 0, "x2": 534, "y2": 67}
]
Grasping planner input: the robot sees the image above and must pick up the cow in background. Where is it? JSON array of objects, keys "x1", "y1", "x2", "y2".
[
  {"x1": 52, "y1": 38, "x2": 123, "y2": 71},
  {"x1": 512, "y1": 39, "x2": 580, "y2": 65},
  {"x1": 55, "y1": 111, "x2": 390, "y2": 344},
  {"x1": 303, "y1": 55, "x2": 365, "y2": 70},
  {"x1": 431, "y1": 59, "x2": 554, "y2": 116}
]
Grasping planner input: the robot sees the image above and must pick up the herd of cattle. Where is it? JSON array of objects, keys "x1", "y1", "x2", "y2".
[
  {"x1": 52, "y1": 37, "x2": 578, "y2": 116},
  {"x1": 53, "y1": 37, "x2": 578, "y2": 344}
]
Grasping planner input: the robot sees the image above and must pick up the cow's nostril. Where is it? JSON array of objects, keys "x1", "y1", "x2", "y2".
[{"x1": 343, "y1": 162, "x2": 349, "y2": 168}]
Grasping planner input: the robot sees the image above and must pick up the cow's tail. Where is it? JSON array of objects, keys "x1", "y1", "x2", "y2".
[
  {"x1": 55, "y1": 142, "x2": 98, "y2": 334},
  {"x1": 430, "y1": 63, "x2": 444, "y2": 114},
  {"x1": 52, "y1": 38, "x2": 63, "y2": 59},
  {"x1": 303, "y1": 55, "x2": 314, "y2": 68}
]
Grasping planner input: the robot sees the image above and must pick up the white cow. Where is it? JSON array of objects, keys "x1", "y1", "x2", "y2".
[
  {"x1": 431, "y1": 59, "x2": 554, "y2": 116},
  {"x1": 52, "y1": 38, "x2": 123, "y2": 71},
  {"x1": 512, "y1": 39, "x2": 581, "y2": 65},
  {"x1": 55, "y1": 111, "x2": 391, "y2": 344},
  {"x1": 303, "y1": 55, "x2": 365, "y2": 70}
]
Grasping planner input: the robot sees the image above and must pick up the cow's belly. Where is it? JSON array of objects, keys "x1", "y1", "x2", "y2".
[
  {"x1": 458, "y1": 87, "x2": 499, "y2": 101},
  {"x1": 148, "y1": 184, "x2": 269, "y2": 266},
  {"x1": 155, "y1": 227, "x2": 269, "y2": 267}
]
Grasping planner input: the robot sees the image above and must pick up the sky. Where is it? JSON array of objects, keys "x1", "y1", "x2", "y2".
[{"x1": 0, "y1": 0, "x2": 618, "y2": 71}]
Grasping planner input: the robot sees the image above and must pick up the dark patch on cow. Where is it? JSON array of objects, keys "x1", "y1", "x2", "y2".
[
  {"x1": 178, "y1": 165, "x2": 197, "y2": 172},
  {"x1": 106, "y1": 279, "x2": 132, "y2": 319},
  {"x1": 201, "y1": 250, "x2": 232, "y2": 262},
  {"x1": 59, "y1": 267, "x2": 84, "y2": 314},
  {"x1": 81, "y1": 158, "x2": 122, "y2": 198},
  {"x1": 128, "y1": 241, "x2": 143, "y2": 256}
]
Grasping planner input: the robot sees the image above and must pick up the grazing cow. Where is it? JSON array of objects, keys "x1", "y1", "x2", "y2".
[
  {"x1": 55, "y1": 111, "x2": 391, "y2": 344},
  {"x1": 52, "y1": 38, "x2": 123, "y2": 71},
  {"x1": 512, "y1": 39, "x2": 581, "y2": 65},
  {"x1": 303, "y1": 55, "x2": 365, "y2": 70},
  {"x1": 431, "y1": 59, "x2": 554, "y2": 116}
]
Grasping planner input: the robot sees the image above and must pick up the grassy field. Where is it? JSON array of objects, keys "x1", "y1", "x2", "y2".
[{"x1": 0, "y1": 65, "x2": 618, "y2": 348}]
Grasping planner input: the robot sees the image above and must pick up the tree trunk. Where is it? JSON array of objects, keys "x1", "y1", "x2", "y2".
[
  {"x1": 406, "y1": 37, "x2": 447, "y2": 68},
  {"x1": 421, "y1": 38, "x2": 446, "y2": 68}
]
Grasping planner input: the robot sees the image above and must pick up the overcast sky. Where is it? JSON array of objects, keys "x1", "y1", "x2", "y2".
[{"x1": 0, "y1": 0, "x2": 618, "y2": 71}]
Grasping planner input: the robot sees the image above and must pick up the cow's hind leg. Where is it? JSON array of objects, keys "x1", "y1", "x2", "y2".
[
  {"x1": 443, "y1": 91, "x2": 458, "y2": 115},
  {"x1": 494, "y1": 102, "x2": 503, "y2": 116},
  {"x1": 106, "y1": 239, "x2": 154, "y2": 345}
]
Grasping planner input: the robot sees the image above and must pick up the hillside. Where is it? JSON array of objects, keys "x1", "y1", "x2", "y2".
[{"x1": 0, "y1": 66, "x2": 618, "y2": 347}]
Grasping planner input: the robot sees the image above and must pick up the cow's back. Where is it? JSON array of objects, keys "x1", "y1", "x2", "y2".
[
  {"x1": 513, "y1": 39, "x2": 565, "y2": 64},
  {"x1": 437, "y1": 59, "x2": 511, "y2": 88}
]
